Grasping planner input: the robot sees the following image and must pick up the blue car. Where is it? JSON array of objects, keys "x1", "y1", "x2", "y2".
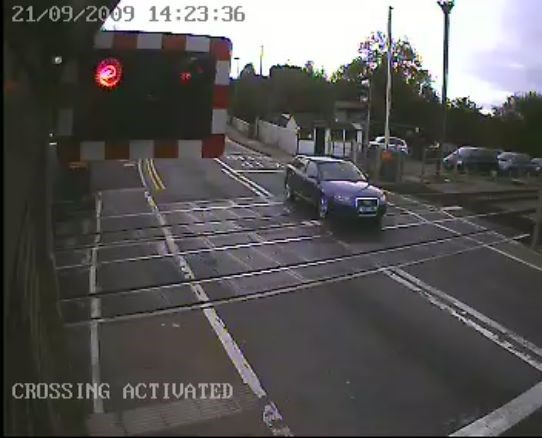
[{"x1": 284, "y1": 156, "x2": 388, "y2": 226}]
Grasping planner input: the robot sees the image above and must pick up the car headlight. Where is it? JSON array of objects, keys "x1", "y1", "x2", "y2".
[
  {"x1": 334, "y1": 194, "x2": 352, "y2": 203},
  {"x1": 379, "y1": 192, "x2": 387, "y2": 203}
]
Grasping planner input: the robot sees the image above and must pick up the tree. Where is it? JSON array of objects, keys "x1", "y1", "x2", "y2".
[
  {"x1": 303, "y1": 61, "x2": 327, "y2": 80},
  {"x1": 492, "y1": 92, "x2": 542, "y2": 155},
  {"x1": 239, "y1": 63, "x2": 256, "y2": 79},
  {"x1": 231, "y1": 63, "x2": 267, "y2": 122},
  {"x1": 451, "y1": 97, "x2": 482, "y2": 113},
  {"x1": 268, "y1": 64, "x2": 333, "y2": 116},
  {"x1": 330, "y1": 31, "x2": 440, "y2": 146},
  {"x1": 332, "y1": 32, "x2": 433, "y2": 96}
]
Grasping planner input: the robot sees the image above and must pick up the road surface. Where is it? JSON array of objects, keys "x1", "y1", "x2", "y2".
[{"x1": 53, "y1": 138, "x2": 542, "y2": 436}]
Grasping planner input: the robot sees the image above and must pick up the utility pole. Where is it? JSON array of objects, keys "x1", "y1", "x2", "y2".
[
  {"x1": 436, "y1": 0, "x2": 455, "y2": 177},
  {"x1": 365, "y1": 79, "x2": 372, "y2": 154},
  {"x1": 259, "y1": 45, "x2": 264, "y2": 76},
  {"x1": 378, "y1": 5, "x2": 393, "y2": 180},
  {"x1": 384, "y1": 6, "x2": 393, "y2": 152}
]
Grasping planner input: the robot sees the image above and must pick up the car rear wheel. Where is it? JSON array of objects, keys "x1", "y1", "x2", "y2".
[{"x1": 284, "y1": 180, "x2": 295, "y2": 201}]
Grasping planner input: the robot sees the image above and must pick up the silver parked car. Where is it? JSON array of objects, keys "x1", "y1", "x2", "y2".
[
  {"x1": 529, "y1": 158, "x2": 542, "y2": 176},
  {"x1": 369, "y1": 136, "x2": 409, "y2": 155},
  {"x1": 497, "y1": 152, "x2": 532, "y2": 177}
]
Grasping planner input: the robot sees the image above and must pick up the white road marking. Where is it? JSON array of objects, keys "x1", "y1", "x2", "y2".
[
  {"x1": 142, "y1": 191, "x2": 291, "y2": 435},
  {"x1": 219, "y1": 167, "x2": 271, "y2": 199},
  {"x1": 393, "y1": 268, "x2": 542, "y2": 359},
  {"x1": 225, "y1": 205, "x2": 310, "y2": 282},
  {"x1": 62, "y1": 226, "x2": 502, "y2": 303},
  {"x1": 335, "y1": 230, "x2": 542, "y2": 374},
  {"x1": 184, "y1": 204, "x2": 307, "y2": 284},
  {"x1": 58, "y1": 207, "x2": 532, "y2": 261},
  {"x1": 89, "y1": 192, "x2": 103, "y2": 414},
  {"x1": 96, "y1": 200, "x2": 284, "y2": 220},
  {"x1": 441, "y1": 205, "x2": 463, "y2": 212},
  {"x1": 216, "y1": 158, "x2": 273, "y2": 198},
  {"x1": 450, "y1": 381, "x2": 542, "y2": 437},
  {"x1": 226, "y1": 137, "x2": 264, "y2": 156},
  {"x1": 66, "y1": 232, "x2": 529, "y2": 327},
  {"x1": 390, "y1": 194, "x2": 542, "y2": 272},
  {"x1": 56, "y1": 220, "x2": 322, "y2": 255},
  {"x1": 385, "y1": 268, "x2": 542, "y2": 372},
  {"x1": 59, "y1": 234, "x2": 325, "y2": 269},
  {"x1": 137, "y1": 159, "x2": 149, "y2": 190}
]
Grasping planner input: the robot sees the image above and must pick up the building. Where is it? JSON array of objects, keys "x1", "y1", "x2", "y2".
[
  {"x1": 334, "y1": 100, "x2": 366, "y2": 124},
  {"x1": 258, "y1": 112, "x2": 363, "y2": 157}
]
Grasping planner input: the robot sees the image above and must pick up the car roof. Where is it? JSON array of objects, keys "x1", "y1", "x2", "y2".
[
  {"x1": 499, "y1": 151, "x2": 529, "y2": 157},
  {"x1": 310, "y1": 156, "x2": 347, "y2": 163},
  {"x1": 295, "y1": 155, "x2": 346, "y2": 163}
]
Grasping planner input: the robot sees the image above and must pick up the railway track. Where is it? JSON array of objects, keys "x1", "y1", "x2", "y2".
[{"x1": 390, "y1": 188, "x2": 541, "y2": 247}]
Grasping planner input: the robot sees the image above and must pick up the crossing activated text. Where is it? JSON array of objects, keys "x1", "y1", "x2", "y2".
[{"x1": 12, "y1": 383, "x2": 234, "y2": 401}]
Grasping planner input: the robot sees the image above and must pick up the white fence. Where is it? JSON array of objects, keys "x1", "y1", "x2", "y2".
[
  {"x1": 240, "y1": 119, "x2": 361, "y2": 159},
  {"x1": 326, "y1": 142, "x2": 353, "y2": 158},
  {"x1": 257, "y1": 120, "x2": 299, "y2": 155},
  {"x1": 231, "y1": 117, "x2": 252, "y2": 136}
]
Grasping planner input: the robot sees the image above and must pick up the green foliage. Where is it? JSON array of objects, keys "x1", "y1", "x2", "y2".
[{"x1": 230, "y1": 35, "x2": 541, "y2": 158}]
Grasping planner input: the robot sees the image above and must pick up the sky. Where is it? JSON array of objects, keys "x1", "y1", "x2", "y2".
[{"x1": 103, "y1": 0, "x2": 542, "y2": 110}]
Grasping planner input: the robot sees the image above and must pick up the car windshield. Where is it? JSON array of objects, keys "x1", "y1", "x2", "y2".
[
  {"x1": 464, "y1": 148, "x2": 495, "y2": 158},
  {"x1": 319, "y1": 161, "x2": 367, "y2": 182},
  {"x1": 499, "y1": 152, "x2": 530, "y2": 162}
]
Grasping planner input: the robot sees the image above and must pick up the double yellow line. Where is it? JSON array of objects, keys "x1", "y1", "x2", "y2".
[{"x1": 144, "y1": 158, "x2": 166, "y2": 191}]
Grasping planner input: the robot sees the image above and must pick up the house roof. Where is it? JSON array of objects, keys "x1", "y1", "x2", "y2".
[
  {"x1": 329, "y1": 121, "x2": 359, "y2": 130},
  {"x1": 262, "y1": 113, "x2": 291, "y2": 127},
  {"x1": 290, "y1": 113, "x2": 329, "y2": 130}
]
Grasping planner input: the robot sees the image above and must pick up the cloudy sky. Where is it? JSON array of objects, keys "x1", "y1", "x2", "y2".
[{"x1": 104, "y1": 0, "x2": 542, "y2": 109}]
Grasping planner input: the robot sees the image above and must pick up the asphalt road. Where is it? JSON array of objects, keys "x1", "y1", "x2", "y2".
[{"x1": 53, "y1": 138, "x2": 542, "y2": 436}]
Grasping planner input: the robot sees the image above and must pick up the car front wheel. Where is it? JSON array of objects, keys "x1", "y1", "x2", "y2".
[
  {"x1": 318, "y1": 194, "x2": 329, "y2": 220},
  {"x1": 284, "y1": 180, "x2": 295, "y2": 201}
]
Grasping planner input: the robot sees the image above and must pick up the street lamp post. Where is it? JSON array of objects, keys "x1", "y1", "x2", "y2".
[
  {"x1": 436, "y1": 0, "x2": 454, "y2": 177},
  {"x1": 362, "y1": 78, "x2": 372, "y2": 152}
]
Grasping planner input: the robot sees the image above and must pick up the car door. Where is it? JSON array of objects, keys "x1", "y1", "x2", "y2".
[
  {"x1": 286, "y1": 157, "x2": 307, "y2": 196},
  {"x1": 303, "y1": 161, "x2": 320, "y2": 204},
  {"x1": 444, "y1": 150, "x2": 459, "y2": 168}
]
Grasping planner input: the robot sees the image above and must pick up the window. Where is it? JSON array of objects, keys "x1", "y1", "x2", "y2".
[
  {"x1": 291, "y1": 157, "x2": 307, "y2": 169},
  {"x1": 306, "y1": 162, "x2": 319, "y2": 178},
  {"x1": 345, "y1": 130, "x2": 358, "y2": 141},
  {"x1": 389, "y1": 137, "x2": 406, "y2": 146},
  {"x1": 319, "y1": 161, "x2": 367, "y2": 182}
]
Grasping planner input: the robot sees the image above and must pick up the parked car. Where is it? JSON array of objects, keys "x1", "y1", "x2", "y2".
[
  {"x1": 442, "y1": 146, "x2": 499, "y2": 173},
  {"x1": 530, "y1": 158, "x2": 542, "y2": 176},
  {"x1": 497, "y1": 152, "x2": 532, "y2": 177},
  {"x1": 369, "y1": 136, "x2": 409, "y2": 155},
  {"x1": 284, "y1": 156, "x2": 387, "y2": 226}
]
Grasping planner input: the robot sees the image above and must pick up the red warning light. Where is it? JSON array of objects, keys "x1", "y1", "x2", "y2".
[
  {"x1": 95, "y1": 58, "x2": 123, "y2": 89},
  {"x1": 180, "y1": 71, "x2": 192, "y2": 84}
]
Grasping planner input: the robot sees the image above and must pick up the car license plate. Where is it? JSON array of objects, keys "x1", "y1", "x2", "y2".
[{"x1": 358, "y1": 206, "x2": 376, "y2": 213}]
